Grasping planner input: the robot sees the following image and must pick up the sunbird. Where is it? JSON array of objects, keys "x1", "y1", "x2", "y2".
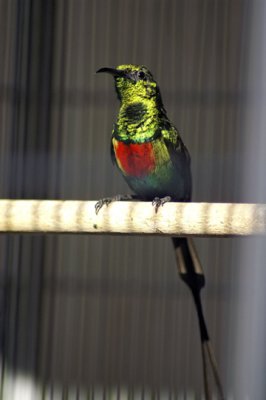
[{"x1": 96, "y1": 64, "x2": 224, "y2": 399}]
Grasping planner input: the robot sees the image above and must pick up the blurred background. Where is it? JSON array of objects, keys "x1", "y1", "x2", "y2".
[{"x1": 1, "y1": 0, "x2": 266, "y2": 398}]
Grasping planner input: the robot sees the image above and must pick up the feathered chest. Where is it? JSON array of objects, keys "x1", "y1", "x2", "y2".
[
  {"x1": 112, "y1": 135, "x2": 173, "y2": 179},
  {"x1": 112, "y1": 138, "x2": 156, "y2": 177}
]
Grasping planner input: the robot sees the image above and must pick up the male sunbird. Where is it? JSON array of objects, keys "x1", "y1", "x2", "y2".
[{"x1": 96, "y1": 64, "x2": 224, "y2": 399}]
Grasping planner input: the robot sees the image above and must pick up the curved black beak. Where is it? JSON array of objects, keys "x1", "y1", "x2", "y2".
[{"x1": 96, "y1": 67, "x2": 125, "y2": 77}]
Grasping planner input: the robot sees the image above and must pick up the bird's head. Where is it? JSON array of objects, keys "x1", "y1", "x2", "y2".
[{"x1": 97, "y1": 64, "x2": 161, "y2": 104}]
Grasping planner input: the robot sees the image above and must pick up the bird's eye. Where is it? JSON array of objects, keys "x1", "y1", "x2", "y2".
[{"x1": 137, "y1": 71, "x2": 146, "y2": 80}]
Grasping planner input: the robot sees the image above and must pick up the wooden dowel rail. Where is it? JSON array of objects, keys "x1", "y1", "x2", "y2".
[{"x1": 0, "y1": 200, "x2": 265, "y2": 236}]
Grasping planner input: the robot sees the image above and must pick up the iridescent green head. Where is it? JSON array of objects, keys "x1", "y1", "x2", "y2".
[{"x1": 97, "y1": 64, "x2": 161, "y2": 104}]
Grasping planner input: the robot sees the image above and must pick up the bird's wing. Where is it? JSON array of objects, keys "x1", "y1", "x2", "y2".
[
  {"x1": 162, "y1": 124, "x2": 191, "y2": 164},
  {"x1": 162, "y1": 126, "x2": 192, "y2": 201},
  {"x1": 110, "y1": 138, "x2": 118, "y2": 166},
  {"x1": 110, "y1": 124, "x2": 120, "y2": 167}
]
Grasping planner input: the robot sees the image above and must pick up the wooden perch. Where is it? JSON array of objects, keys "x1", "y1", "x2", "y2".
[{"x1": 0, "y1": 199, "x2": 265, "y2": 236}]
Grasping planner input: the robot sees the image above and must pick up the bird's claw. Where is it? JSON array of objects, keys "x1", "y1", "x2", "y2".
[
  {"x1": 95, "y1": 194, "x2": 134, "y2": 215},
  {"x1": 95, "y1": 198, "x2": 113, "y2": 214},
  {"x1": 152, "y1": 196, "x2": 171, "y2": 213}
]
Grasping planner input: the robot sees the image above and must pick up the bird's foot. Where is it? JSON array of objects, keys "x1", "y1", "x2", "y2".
[
  {"x1": 95, "y1": 194, "x2": 134, "y2": 214},
  {"x1": 152, "y1": 196, "x2": 172, "y2": 213}
]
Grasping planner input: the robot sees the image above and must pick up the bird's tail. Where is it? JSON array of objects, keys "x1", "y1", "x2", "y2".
[
  {"x1": 172, "y1": 237, "x2": 208, "y2": 341},
  {"x1": 172, "y1": 237, "x2": 225, "y2": 400}
]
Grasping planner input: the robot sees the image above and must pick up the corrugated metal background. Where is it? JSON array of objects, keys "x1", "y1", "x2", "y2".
[{"x1": 1, "y1": 0, "x2": 266, "y2": 398}]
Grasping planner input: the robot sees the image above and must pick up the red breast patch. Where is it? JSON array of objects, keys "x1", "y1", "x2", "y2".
[{"x1": 113, "y1": 139, "x2": 156, "y2": 177}]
